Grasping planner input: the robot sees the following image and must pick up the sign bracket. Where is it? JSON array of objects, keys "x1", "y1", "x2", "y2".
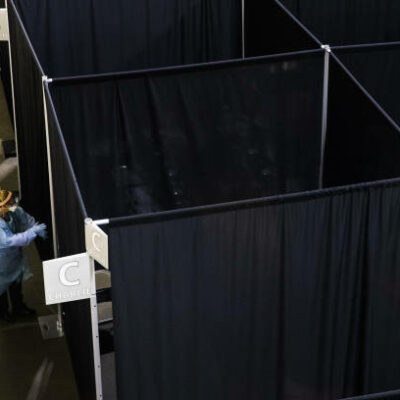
[{"x1": 0, "y1": 8, "x2": 9, "y2": 42}]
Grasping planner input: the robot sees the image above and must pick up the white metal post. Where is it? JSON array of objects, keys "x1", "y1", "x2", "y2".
[
  {"x1": 319, "y1": 45, "x2": 331, "y2": 189},
  {"x1": 42, "y1": 76, "x2": 63, "y2": 330},
  {"x1": 43, "y1": 80, "x2": 103, "y2": 398},
  {"x1": 89, "y1": 257, "x2": 104, "y2": 400},
  {"x1": 4, "y1": 1, "x2": 22, "y2": 195},
  {"x1": 41, "y1": 77, "x2": 58, "y2": 259}
]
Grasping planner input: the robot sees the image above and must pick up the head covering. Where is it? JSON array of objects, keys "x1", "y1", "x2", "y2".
[{"x1": 0, "y1": 189, "x2": 13, "y2": 214}]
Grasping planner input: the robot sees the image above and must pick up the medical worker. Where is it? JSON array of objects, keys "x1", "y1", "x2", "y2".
[{"x1": 0, "y1": 189, "x2": 47, "y2": 322}]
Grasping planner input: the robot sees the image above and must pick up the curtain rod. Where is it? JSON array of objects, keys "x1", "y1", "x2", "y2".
[
  {"x1": 340, "y1": 388, "x2": 400, "y2": 400},
  {"x1": 50, "y1": 48, "x2": 324, "y2": 85},
  {"x1": 93, "y1": 176, "x2": 400, "y2": 228},
  {"x1": 332, "y1": 41, "x2": 400, "y2": 51}
]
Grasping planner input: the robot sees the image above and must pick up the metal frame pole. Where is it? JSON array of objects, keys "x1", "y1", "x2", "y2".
[
  {"x1": 41, "y1": 78, "x2": 58, "y2": 259},
  {"x1": 43, "y1": 79, "x2": 103, "y2": 399},
  {"x1": 319, "y1": 45, "x2": 331, "y2": 189},
  {"x1": 42, "y1": 76, "x2": 63, "y2": 330},
  {"x1": 89, "y1": 257, "x2": 103, "y2": 400},
  {"x1": 4, "y1": 0, "x2": 22, "y2": 195}
]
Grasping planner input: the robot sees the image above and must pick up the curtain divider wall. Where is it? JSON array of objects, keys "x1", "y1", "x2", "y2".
[
  {"x1": 5, "y1": 0, "x2": 24, "y2": 196},
  {"x1": 7, "y1": 0, "x2": 46, "y2": 198}
]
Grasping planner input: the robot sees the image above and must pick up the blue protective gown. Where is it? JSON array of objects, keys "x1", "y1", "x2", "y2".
[{"x1": 0, "y1": 207, "x2": 37, "y2": 296}]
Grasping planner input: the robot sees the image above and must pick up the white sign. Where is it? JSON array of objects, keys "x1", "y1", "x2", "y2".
[
  {"x1": 85, "y1": 220, "x2": 109, "y2": 269},
  {"x1": 43, "y1": 253, "x2": 94, "y2": 305}
]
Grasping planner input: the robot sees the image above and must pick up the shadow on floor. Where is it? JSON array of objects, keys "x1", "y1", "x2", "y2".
[{"x1": 0, "y1": 245, "x2": 79, "y2": 400}]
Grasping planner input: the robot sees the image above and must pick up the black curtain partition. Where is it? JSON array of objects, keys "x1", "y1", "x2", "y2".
[
  {"x1": 335, "y1": 45, "x2": 400, "y2": 128},
  {"x1": 10, "y1": 0, "x2": 400, "y2": 399},
  {"x1": 0, "y1": 41, "x2": 13, "y2": 119},
  {"x1": 13, "y1": 0, "x2": 242, "y2": 77},
  {"x1": 49, "y1": 51, "x2": 324, "y2": 219},
  {"x1": 281, "y1": 0, "x2": 400, "y2": 46},
  {"x1": 8, "y1": 2, "x2": 52, "y2": 259},
  {"x1": 109, "y1": 180, "x2": 400, "y2": 400},
  {"x1": 0, "y1": 0, "x2": 12, "y2": 118},
  {"x1": 45, "y1": 87, "x2": 96, "y2": 400}
]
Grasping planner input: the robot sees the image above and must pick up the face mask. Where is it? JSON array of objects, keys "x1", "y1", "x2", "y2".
[{"x1": 8, "y1": 206, "x2": 17, "y2": 212}]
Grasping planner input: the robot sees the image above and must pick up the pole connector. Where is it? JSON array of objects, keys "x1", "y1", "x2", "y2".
[
  {"x1": 93, "y1": 219, "x2": 110, "y2": 226},
  {"x1": 42, "y1": 75, "x2": 53, "y2": 83},
  {"x1": 321, "y1": 44, "x2": 332, "y2": 53}
]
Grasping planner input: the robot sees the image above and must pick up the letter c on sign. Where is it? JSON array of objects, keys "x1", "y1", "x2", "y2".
[
  {"x1": 59, "y1": 262, "x2": 80, "y2": 287},
  {"x1": 92, "y1": 232, "x2": 101, "y2": 252}
]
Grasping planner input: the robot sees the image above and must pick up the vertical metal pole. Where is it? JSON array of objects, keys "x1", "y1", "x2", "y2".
[
  {"x1": 43, "y1": 80, "x2": 103, "y2": 398},
  {"x1": 41, "y1": 78, "x2": 58, "y2": 259},
  {"x1": 319, "y1": 45, "x2": 330, "y2": 189},
  {"x1": 5, "y1": 0, "x2": 22, "y2": 195},
  {"x1": 89, "y1": 257, "x2": 103, "y2": 400},
  {"x1": 42, "y1": 76, "x2": 62, "y2": 326},
  {"x1": 241, "y1": 0, "x2": 245, "y2": 58}
]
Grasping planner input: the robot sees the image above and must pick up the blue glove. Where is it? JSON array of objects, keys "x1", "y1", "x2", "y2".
[
  {"x1": 31, "y1": 223, "x2": 47, "y2": 240},
  {"x1": 6, "y1": 228, "x2": 37, "y2": 247}
]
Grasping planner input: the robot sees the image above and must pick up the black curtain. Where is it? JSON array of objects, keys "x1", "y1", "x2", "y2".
[
  {"x1": 280, "y1": 0, "x2": 400, "y2": 45},
  {"x1": 0, "y1": 0, "x2": 12, "y2": 119},
  {"x1": 8, "y1": 1, "x2": 52, "y2": 259},
  {"x1": 336, "y1": 45, "x2": 400, "y2": 128},
  {"x1": 110, "y1": 179, "x2": 400, "y2": 400},
  {"x1": 50, "y1": 52, "x2": 324, "y2": 220},
  {"x1": 245, "y1": 0, "x2": 320, "y2": 58},
  {"x1": 323, "y1": 56, "x2": 400, "y2": 188},
  {"x1": 13, "y1": 0, "x2": 241, "y2": 77},
  {"x1": 45, "y1": 87, "x2": 96, "y2": 400},
  {"x1": 0, "y1": 41, "x2": 13, "y2": 120}
]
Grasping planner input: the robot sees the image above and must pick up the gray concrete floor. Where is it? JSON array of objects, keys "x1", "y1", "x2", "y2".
[{"x1": 0, "y1": 80, "x2": 79, "y2": 399}]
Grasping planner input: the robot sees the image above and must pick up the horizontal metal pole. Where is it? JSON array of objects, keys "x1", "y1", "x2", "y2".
[
  {"x1": 340, "y1": 388, "x2": 400, "y2": 400},
  {"x1": 93, "y1": 219, "x2": 110, "y2": 226},
  {"x1": 52, "y1": 48, "x2": 324, "y2": 85}
]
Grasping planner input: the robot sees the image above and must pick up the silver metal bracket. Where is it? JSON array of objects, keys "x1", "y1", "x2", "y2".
[
  {"x1": 85, "y1": 218, "x2": 109, "y2": 269},
  {"x1": 42, "y1": 75, "x2": 53, "y2": 84},
  {"x1": 38, "y1": 314, "x2": 64, "y2": 340},
  {"x1": 93, "y1": 218, "x2": 110, "y2": 226},
  {"x1": 0, "y1": 8, "x2": 9, "y2": 42},
  {"x1": 321, "y1": 44, "x2": 332, "y2": 53}
]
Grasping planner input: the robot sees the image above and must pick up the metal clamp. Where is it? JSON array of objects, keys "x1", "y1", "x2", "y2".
[
  {"x1": 321, "y1": 44, "x2": 332, "y2": 53},
  {"x1": 42, "y1": 75, "x2": 53, "y2": 84}
]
